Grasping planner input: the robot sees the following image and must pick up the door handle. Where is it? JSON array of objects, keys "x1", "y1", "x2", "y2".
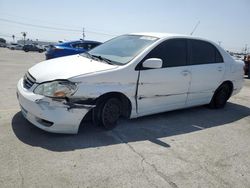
[
  {"x1": 181, "y1": 70, "x2": 190, "y2": 76},
  {"x1": 217, "y1": 67, "x2": 223, "y2": 72}
]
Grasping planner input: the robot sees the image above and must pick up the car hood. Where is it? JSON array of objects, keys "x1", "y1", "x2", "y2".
[{"x1": 28, "y1": 55, "x2": 118, "y2": 83}]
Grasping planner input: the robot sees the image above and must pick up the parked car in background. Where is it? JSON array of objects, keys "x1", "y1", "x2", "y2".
[
  {"x1": 0, "y1": 42, "x2": 7, "y2": 48},
  {"x1": 23, "y1": 44, "x2": 45, "y2": 53},
  {"x1": 17, "y1": 33, "x2": 244, "y2": 134},
  {"x1": 7, "y1": 43, "x2": 24, "y2": 50},
  {"x1": 45, "y1": 40, "x2": 102, "y2": 59},
  {"x1": 0, "y1": 38, "x2": 7, "y2": 47},
  {"x1": 244, "y1": 54, "x2": 250, "y2": 78},
  {"x1": 42, "y1": 45, "x2": 51, "y2": 51}
]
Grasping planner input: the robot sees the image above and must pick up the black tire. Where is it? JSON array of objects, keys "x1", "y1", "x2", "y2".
[
  {"x1": 209, "y1": 84, "x2": 231, "y2": 109},
  {"x1": 92, "y1": 100, "x2": 105, "y2": 127},
  {"x1": 38, "y1": 49, "x2": 43, "y2": 53},
  {"x1": 93, "y1": 98, "x2": 122, "y2": 130},
  {"x1": 24, "y1": 49, "x2": 29, "y2": 52}
]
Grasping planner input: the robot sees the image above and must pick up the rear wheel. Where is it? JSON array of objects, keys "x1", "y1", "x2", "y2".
[
  {"x1": 209, "y1": 84, "x2": 231, "y2": 109},
  {"x1": 93, "y1": 98, "x2": 122, "y2": 130}
]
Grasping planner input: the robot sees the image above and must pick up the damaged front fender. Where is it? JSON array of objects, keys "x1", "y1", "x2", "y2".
[{"x1": 35, "y1": 97, "x2": 96, "y2": 111}]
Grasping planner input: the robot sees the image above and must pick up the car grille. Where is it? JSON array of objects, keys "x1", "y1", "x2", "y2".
[{"x1": 23, "y1": 72, "x2": 36, "y2": 89}]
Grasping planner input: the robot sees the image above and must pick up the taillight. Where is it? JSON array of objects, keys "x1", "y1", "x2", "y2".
[{"x1": 49, "y1": 45, "x2": 55, "y2": 50}]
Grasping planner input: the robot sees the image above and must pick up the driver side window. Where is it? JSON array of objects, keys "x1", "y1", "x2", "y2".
[{"x1": 146, "y1": 39, "x2": 187, "y2": 68}]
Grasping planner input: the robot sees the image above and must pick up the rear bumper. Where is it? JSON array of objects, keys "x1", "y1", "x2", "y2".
[
  {"x1": 17, "y1": 79, "x2": 90, "y2": 134},
  {"x1": 232, "y1": 79, "x2": 244, "y2": 96},
  {"x1": 45, "y1": 53, "x2": 53, "y2": 60}
]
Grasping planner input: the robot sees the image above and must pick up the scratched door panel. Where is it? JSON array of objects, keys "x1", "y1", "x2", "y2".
[
  {"x1": 187, "y1": 63, "x2": 225, "y2": 106},
  {"x1": 137, "y1": 66, "x2": 191, "y2": 116}
]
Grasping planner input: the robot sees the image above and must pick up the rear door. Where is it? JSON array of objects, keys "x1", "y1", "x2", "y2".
[
  {"x1": 186, "y1": 39, "x2": 225, "y2": 106},
  {"x1": 137, "y1": 39, "x2": 191, "y2": 116}
]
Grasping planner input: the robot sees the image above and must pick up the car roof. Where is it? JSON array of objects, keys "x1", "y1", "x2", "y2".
[
  {"x1": 130, "y1": 32, "x2": 210, "y2": 41},
  {"x1": 59, "y1": 40, "x2": 101, "y2": 45}
]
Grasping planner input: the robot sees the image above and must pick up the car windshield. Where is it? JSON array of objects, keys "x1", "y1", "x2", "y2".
[{"x1": 81, "y1": 35, "x2": 158, "y2": 65}]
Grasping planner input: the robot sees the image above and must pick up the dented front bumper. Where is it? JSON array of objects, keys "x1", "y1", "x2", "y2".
[{"x1": 17, "y1": 79, "x2": 91, "y2": 134}]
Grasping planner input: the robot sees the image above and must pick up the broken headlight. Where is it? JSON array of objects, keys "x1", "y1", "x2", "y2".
[{"x1": 34, "y1": 81, "x2": 77, "y2": 98}]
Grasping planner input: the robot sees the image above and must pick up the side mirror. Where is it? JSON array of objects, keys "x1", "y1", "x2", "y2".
[{"x1": 142, "y1": 58, "x2": 162, "y2": 69}]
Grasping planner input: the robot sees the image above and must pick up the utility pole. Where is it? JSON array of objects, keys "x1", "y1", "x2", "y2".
[
  {"x1": 82, "y1": 27, "x2": 85, "y2": 41},
  {"x1": 244, "y1": 44, "x2": 248, "y2": 55},
  {"x1": 190, "y1": 21, "x2": 200, "y2": 36}
]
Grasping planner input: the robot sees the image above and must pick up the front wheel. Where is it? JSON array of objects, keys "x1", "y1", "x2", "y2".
[
  {"x1": 209, "y1": 84, "x2": 231, "y2": 109},
  {"x1": 93, "y1": 98, "x2": 122, "y2": 130}
]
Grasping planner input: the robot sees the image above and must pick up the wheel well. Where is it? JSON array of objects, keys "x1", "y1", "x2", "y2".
[
  {"x1": 95, "y1": 92, "x2": 132, "y2": 118},
  {"x1": 220, "y1": 81, "x2": 233, "y2": 98}
]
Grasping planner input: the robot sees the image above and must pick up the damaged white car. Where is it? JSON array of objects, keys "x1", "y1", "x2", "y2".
[{"x1": 17, "y1": 33, "x2": 244, "y2": 134}]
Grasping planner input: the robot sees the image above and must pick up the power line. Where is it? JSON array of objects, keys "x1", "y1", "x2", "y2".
[
  {"x1": 0, "y1": 18, "x2": 81, "y2": 32},
  {"x1": 0, "y1": 12, "x2": 81, "y2": 29},
  {"x1": 0, "y1": 18, "x2": 116, "y2": 37},
  {"x1": 0, "y1": 12, "x2": 119, "y2": 35}
]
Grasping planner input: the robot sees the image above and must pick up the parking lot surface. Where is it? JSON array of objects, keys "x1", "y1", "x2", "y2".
[{"x1": 0, "y1": 48, "x2": 250, "y2": 188}]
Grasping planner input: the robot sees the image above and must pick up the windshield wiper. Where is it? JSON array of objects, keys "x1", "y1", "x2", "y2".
[
  {"x1": 83, "y1": 52, "x2": 120, "y2": 65},
  {"x1": 83, "y1": 52, "x2": 95, "y2": 60},
  {"x1": 91, "y1": 55, "x2": 113, "y2": 65}
]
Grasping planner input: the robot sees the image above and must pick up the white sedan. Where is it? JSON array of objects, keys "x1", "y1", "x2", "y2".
[
  {"x1": 17, "y1": 33, "x2": 244, "y2": 134},
  {"x1": 8, "y1": 43, "x2": 24, "y2": 50}
]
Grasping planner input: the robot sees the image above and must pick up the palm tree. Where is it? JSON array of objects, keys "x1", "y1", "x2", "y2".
[
  {"x1": 12, "y1": 35, "x2": 15, "y2": 42},
  {"x1": 21, "y1": 32, "x2": 27, "y2": 45}
]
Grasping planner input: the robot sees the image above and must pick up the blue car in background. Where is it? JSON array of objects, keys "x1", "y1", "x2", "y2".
[{"x1": 45, "y1": 40, "x2": 102, "y2": 60}]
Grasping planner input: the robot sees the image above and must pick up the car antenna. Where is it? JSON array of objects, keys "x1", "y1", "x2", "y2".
[{"x1": 190, "y1": 21, "x2": 200, "y2": 36}]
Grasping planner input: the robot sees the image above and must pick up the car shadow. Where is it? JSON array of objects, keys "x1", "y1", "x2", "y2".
[{"x1": 11, "y1": 102, "x2": 250, "y2": 152}]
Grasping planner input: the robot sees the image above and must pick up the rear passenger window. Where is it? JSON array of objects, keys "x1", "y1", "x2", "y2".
[
  {"x1": 146, "y1": 39, "x2": 187, "y2": 67},
  {"x1": 215, "y1": 50, "x2": 223, "y2": 62},
  {"x1": 72, "y1": 43, "x2": 98, "y2": 50},
  {"x1": 72, "y1": 43, "x2": 81, "y2": 48},
  {"x1": 85, "y1": 43, "x2": 98, "y2": 50},
  {"x1": 72, "y1": 43, "x2": 87, "y2": 49},
  {"x1": 190, "y1": 40, "x2": 223, "y2": 65}
]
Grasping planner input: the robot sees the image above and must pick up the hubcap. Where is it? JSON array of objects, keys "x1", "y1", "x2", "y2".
[{"x1": 103, "y1": 101, "x2": 120, "y2": 125}]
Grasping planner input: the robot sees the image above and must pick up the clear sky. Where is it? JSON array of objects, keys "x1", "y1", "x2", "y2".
[{"x1": 0, "y1": 0, "x2": 249, "y2": 52}]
